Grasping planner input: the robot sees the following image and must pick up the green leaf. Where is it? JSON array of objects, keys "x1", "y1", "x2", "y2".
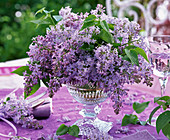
[
  {"x1": 165, "y1": 101, "x2": 170, "y2": 106},
  {"x1": 11, "y1": 66, "x2": 32, "y2": 76},
  {"x1": 162, "y1": 105, "x2": 168, "y2": 110},
  {"x1": 79, "y1": 43, "x2": 95, "y2": 51},
  {"x1": 149, "y1": 106, "x2": 161, "y2": 124},
  {"x1": 84, "y1": 15, "x2": 97, "y2": 23},
  {"x1": 80, "y1": 20, "x2": 98, "y2": 31},
  {"x1": 35, "y1": 7, "x2": 46, "y2": 15},
  {"x1": 56, "y1": 124, "x2": 69, "y2": 136},
  {"x1": 156, "y1": 111, "x2": 170, "y2": 134},
  {"x1": 80, "y1": 15, "x2": 97, "y2": 31},
  {"x1": 125, "y1": 49, "x2": 139, "y2": 66},
  {"x1": 155, "y1": 96, "x2": 170, "y2": 103},
  {"x1": 167, "y1": 99, "x2": 170, "y2": 104},
  {"x1": 134, "y1": 47, "x2": 149, "y2": 62},
  {"x1": 156, "y1": 101, "x2": 165, "y2": 106},
  {"x1": 98, "y1": 29, "x2": 113, "y2": 44},
  {"x1": 125, "y1": 45, "x2": 137, "y2": 50},
  {"x1": 133, "y1": 101, "x2": 150, "y2": 114},
  {"x1": 6, "y1": 97, "x2": 10, "y2": 101},
  {"x1": 122, "y1": 114, "x2": 139, "y2": 126},
  {"x1": 42, "y1": 76, "x2": 50, "y2": 87},
  {"x1": 100, "y1": 20, "x2": 109, "y2": 31},
  {"x1": 112, "y1": 43, "x2": 121, "y2": 48},
  {"x1": 154, "y1": 97, "x2": 160, "y2": 103},
  {"x1": 121, "y1": 55, "x2": 131, "y2": 62},
  {"x1": 117, "y1": 37, "x2": 123, "y2": 42},
  {"x1": 24, "y1": 80, "x2": 40, "y2": 99},
  {"x1": 68, "y1": 125, "x2": 79, "y2": 137},
  {"x1": 108, "y1": 23, "x2": 114, "y2": 30},
  {"x1": 139, "y1": 121, "x2": 147, "y2": 126},
  {"x1": 162, "y1": 122, "x2": 170, "y2": 139},
  {"x1": 53, "y1": 15, "x2": 62, "y2": 22}
]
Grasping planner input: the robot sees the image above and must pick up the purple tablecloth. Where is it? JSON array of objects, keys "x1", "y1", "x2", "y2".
[{"x1": 0, "y1": 80, "x2": 169, "y2": 140}]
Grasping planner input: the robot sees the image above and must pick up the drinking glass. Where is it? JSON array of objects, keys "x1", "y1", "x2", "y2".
[{"x1": 148, "y1": 35, "x2": 170, "y2": 96}]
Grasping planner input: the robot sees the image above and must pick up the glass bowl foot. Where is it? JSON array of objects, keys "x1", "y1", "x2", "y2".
[{"x1": 74, "y1": 118, "x2": 112, "y2": 136}]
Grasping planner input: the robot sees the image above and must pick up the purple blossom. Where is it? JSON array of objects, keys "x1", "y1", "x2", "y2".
[{"x1": 0, "y1": 92, "x2": 42, "y2": 129}]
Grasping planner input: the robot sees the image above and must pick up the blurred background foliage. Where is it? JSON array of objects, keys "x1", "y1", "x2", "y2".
[{"x1": 0, "y1": 0, "x2": 105, "y2": 62}]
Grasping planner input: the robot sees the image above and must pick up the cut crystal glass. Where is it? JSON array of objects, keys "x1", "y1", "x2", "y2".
[{"x1": 66, "y1": 84, "x2": 113, "y2": 136}]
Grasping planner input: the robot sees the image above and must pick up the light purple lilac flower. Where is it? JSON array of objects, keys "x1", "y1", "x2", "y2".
[{"x1": 0, "y1": 92, "x2": 42, "y2": 129}]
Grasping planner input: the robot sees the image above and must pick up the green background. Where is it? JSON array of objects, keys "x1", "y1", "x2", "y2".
[{"x1": 0, "y1": 0, "x2": 105, "y2": 62}]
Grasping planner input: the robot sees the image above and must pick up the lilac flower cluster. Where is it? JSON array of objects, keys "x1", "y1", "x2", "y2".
[
  {"x1": 25, "y1": 4, "x2": 153, "y2": 114},
  {"x1": 0, "y1": 93, "x2": 42, "y2": 129}
]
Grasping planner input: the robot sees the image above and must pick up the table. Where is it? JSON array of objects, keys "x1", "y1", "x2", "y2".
[{"x1": 0, "y1": 59, "x2": 169, "y2": 140}]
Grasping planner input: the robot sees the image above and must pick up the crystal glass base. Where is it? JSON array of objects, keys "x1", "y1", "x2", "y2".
[
  {"x1": 66, "y1": 84, "x2": 112, "y2": 136},
  {"x1": 74, "y1": 118, "x2": 112, "y2": 136}
]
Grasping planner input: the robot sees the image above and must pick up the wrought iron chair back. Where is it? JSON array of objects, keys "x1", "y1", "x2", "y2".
[{"x1": 106, "y1": 0, "x2": 169, "y2": 36}]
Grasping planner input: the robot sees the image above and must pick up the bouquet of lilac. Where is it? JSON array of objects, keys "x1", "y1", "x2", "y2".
[
  {"x1": 13, "y1": 4, "x2": 153, "y2": 114},
  {"x1": 0, "y1": 92, "x2": 42, "y2": 130}
]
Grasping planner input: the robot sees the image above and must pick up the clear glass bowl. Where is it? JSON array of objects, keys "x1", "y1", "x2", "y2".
[{"x1": 66, "y1": 84, "x2": 112, "y2": 136}]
